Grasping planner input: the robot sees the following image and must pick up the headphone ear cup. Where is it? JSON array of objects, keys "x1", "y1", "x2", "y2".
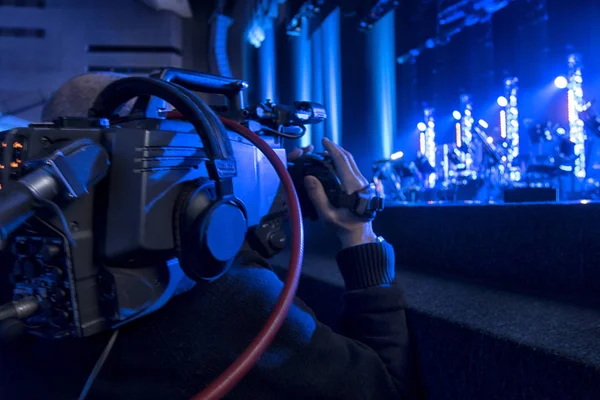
[
  {"x1": 173, "y1": 179, "x2": 211, "y2": 270},
  {"x1": 174, "y1": 179, "x2": 247, "y2": 282}
]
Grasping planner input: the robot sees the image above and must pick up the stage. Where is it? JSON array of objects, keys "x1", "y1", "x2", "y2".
[{"x1": 276, "y1": 200, "x2": 600, "y2": 399}]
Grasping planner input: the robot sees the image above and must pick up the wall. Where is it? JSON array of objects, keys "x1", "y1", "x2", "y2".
[{"x1": 0, "y1": 0, "x2": 183, "y2": 122}]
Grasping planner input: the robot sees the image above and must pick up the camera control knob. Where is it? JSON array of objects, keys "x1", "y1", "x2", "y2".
[{"x1": 268, "y1": 231, "x2": 286, "y2": 250}]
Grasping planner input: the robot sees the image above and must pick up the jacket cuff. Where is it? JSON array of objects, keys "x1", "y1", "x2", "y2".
[{"x1": 335, "y1": 240, "x2": 396, "y2": 290}]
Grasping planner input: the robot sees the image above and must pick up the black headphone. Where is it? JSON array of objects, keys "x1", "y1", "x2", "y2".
[{"x1": 89, "y1": 76, "x2": 248, "y2": 282}]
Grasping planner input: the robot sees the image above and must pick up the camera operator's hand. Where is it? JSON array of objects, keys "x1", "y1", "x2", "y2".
[
  {"x1": 304, "y1": 138, "x2": 378, "y2": 249},
  {"x1": 287, "y1": 144, "x2": 314, "y2": 162}
]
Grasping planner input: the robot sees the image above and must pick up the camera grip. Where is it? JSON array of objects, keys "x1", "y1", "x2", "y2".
[
  {"x1": 288, "y1": 154, "x2": 341, "y2": 221},
  {"x1": 288, "y1": 154, "x2": 384, "y2": 221}
]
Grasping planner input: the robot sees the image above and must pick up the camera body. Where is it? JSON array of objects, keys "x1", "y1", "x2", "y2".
[{"x1": 0, "y1": 97, "x2": 288, "y2": 340}]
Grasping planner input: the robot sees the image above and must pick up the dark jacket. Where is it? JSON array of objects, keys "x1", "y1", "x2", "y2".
[{"x1": 0, "y1": 241, "x2": 414, "y2": 399}]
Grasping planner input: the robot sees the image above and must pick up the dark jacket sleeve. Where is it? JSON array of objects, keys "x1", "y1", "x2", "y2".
[
  {"x1": 85, "y1": 244, "x2": 414, "y2": 400},
  {"x1": 231, "y1": 241, "x2": 415, "y2": 400},
  {"x1": 337, "y1": 241, "x2": 413, "y2": 397}
]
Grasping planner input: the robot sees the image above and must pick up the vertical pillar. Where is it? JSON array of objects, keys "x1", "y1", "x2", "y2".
[
  {"x1": 258, "y1": 18, "x2": 276, "y2": 102},
  {"x1": 290, "y1": 16, "x2": 313, "y2": 148},
  {"x1": 366, "y1": 10, "x2": 397, "y2": 160},
  {"x1": 311, "y1": 25, "x2": 325, "y2": 151},
  {"x1": 320, "y1": 7, "x2": 342, "y2": 145}
]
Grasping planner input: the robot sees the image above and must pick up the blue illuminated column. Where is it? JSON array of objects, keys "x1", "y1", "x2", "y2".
[
  {"x1": 311, "y1": 26, "x2": 325, "y2": 151},
  {"x1": 503, "y1": 77, "x2": 520, "y2": 181},
  {"x1": 320, "y1": 7, "x2": 342, "y2": 145},
  {"x1": 421, "y1": 108, "x2": 436, "y2": 188},
  {"x1": 459, "y1": 95, "x2": 475, "y2": 174},
  {"x1": 366, "y1": 10, "x2": 396, "y2": 160},
  {"x1": 257, "y1": 17, "x2": 276, "y2": 102},
  {"x1": 290, "y1": 16, "x2": 312, "y2": 148},
  {"x1": 567, "y1": 54, "x2": 586, "y2": 179}
]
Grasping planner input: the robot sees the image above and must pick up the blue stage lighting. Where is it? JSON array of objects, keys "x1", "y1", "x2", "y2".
[
  {"x1": 452, "y1": 110, "x2": 461, "y2": 120},
  {"x1": 566, "y1": 55, "x2": 586, "y2": 178},
  {"x1": 554, "y1": 76, "x2": 568, "y2": 89},
  {"x1": 502, "y1": 78, "x2": 521, "y2": 182},
  {"x1": 421, "y1": 107, "x2": 437, "y2": 189},
  {"x1": 497, "y1": 96, "x2": 508, "y2": 107}
]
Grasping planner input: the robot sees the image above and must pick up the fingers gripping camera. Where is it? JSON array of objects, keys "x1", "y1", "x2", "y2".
[{"x1": 288, "y1": 153, "x2": 384, "y2": 221}]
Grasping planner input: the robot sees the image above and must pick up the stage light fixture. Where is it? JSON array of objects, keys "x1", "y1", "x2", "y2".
[
  {"x1": 247, "y1": 21, "x2": 266, "y2": 48},
  {"x1": 358, "y1": 0, "x2": 401, "y2": 31},
  {"x1": 458, "y1": 95, "x2": 475, "y2": 175},
  {"x1": 498, "y1": 77, "x2": 521, "y2": 182},
  {"x1": 478, "y1": 119, "x2": 488, "y2": 129},
  {"x1": 566, "y1": 54, "x2": 586, "y2": 179},
  {"x1": 390, "y1": 151, "x2": 404, "y2": 160},
  {"x1": 452, "y1": 110, "x2": 461, "y2": 120},
  {"x1": 554, "y1": 76, "x2": 568, "y2": 89},
  {"x1": 417, "y1": 122, "x2": 427, "y2": 131},
  {"x1": 421, "y1": 107, "x2": 437, "y2": 189}
]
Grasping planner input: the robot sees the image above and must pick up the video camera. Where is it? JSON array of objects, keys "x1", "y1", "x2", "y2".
[{"x1": 0, "y1": 68, "x2": 326, "y2": 342}]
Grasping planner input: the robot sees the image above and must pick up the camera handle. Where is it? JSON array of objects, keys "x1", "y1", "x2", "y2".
[{"x1": 137, "y1": 68, "x2": 248, "y2": 119}]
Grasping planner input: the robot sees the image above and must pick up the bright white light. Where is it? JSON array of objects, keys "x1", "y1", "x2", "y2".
[
  {"x1": 417, "y1": 122, "x2": 427, "y2": 131},
  {"x1": 428, "y1": 121, "x2": 435, "y2": 128},
  {"x1": 556, "y1": 127, "x2": 566, "y2": 135},
  {"x1": 478, "y1": 119, "x2": 488, "y2": 129},
  {"x1": 452, "y1": 110, "x2": 461, "y2": 120},
  {"x1": 497, "y1": 96, "x2": 508, "y2": 107},
  {"x1": 390, "y1": 151, "x2": 404, "y2": 160},
  {"x1": 568, "y1": 65, "x2": 586, "y2": 178},
  {"x1": 554, "y1": 76, "x2": 568, "y2": 89},
  {"x1": 486, "y1": 136, "x2": 493, "y2": 144},
  {"x1": 247, "y1": 22, "x2": 266, "y2": 48}
]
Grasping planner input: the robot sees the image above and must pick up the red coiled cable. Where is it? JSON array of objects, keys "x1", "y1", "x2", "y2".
[{"x1": 188, "y1": 117, "x2": 304, "y2": 399}]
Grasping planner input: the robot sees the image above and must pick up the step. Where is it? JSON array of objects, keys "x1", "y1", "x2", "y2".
[{"x1": 272, "y1": 251, "x2": 600, "y2": 400}]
